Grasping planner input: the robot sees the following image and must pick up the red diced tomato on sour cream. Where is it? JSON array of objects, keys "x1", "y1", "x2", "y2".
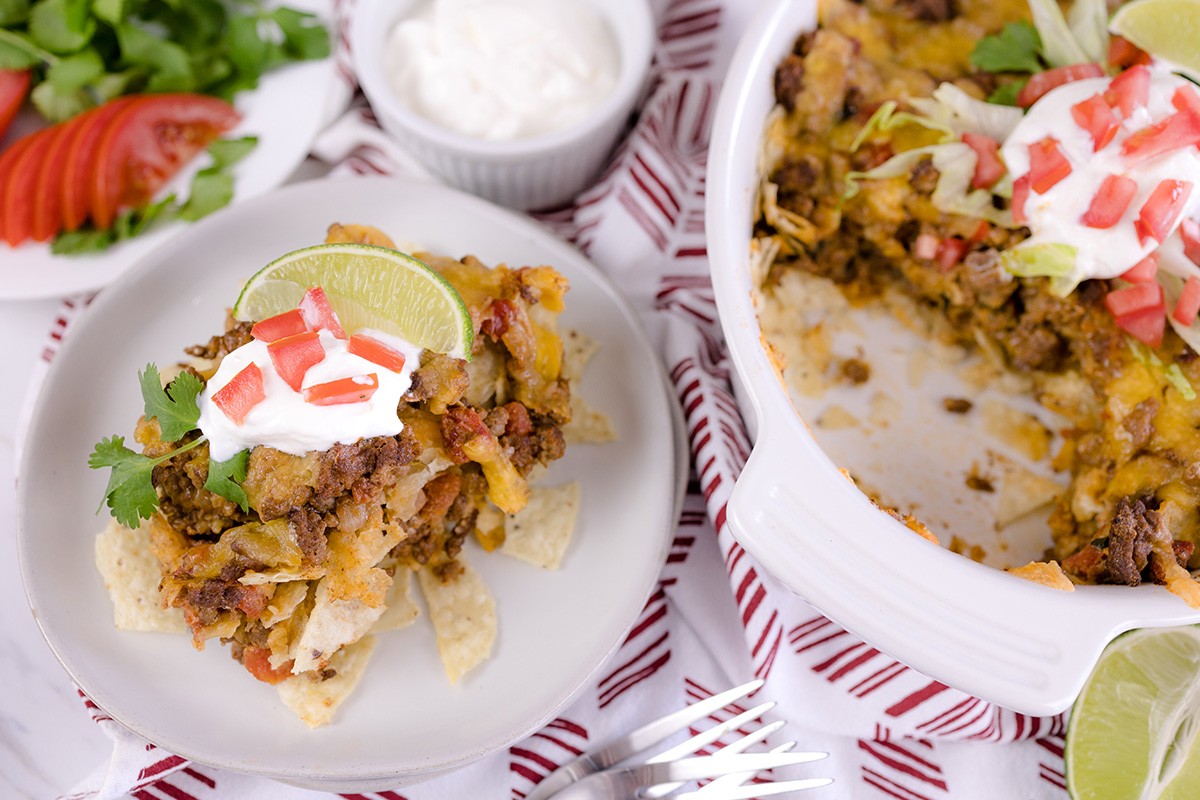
[
  {"x1": 302, "y1": 374, "x2": 380, "y2": 406},
  {"x1": 299, "y1": 287, "x2": 347, "y2": 339},
  {"x1": 267, "y1": 331, "x2": 326, "y2": 392},
  {"x1": 212, "y1": 363, "x2": 266, "y2": 425}
]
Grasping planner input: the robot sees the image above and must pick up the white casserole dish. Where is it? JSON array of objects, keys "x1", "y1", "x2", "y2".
[{"x1": 706, "y1": 0, "x2": 1200, "y2": 716}]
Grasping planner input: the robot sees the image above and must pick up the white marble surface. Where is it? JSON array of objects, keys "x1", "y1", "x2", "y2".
[{"x1": 1, "y1": 298, "x2": 112, "y2": 798}]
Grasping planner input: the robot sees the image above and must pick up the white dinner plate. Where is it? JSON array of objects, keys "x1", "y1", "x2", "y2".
[
  {"x1": 17, "y1": 176, "x2": 680, "y2": 787},
  {"x1": 0, "y1": 1, "x2": 338, "y2": 301}
]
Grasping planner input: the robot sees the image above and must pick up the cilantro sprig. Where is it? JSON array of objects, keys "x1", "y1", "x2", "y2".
[
  {"x1": 970, "y1": 21, "x2": 1046, "y2": 106},
  {"x1": 89, "y1": 363, "x2": 249, "y2": 527},
  {"x1": 0, "y1": 0, "x2": 330, "y2": 123}
]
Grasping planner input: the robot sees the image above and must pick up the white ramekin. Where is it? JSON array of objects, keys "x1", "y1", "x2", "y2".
[
  {"x1": 351, "y1": 0, "x2": 654, "y2": 211},
  {"x1": 707, "y1": 0, "x2": 1200, "y2": 716}
]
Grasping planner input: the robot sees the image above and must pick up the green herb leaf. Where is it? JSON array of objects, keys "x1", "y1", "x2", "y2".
[
  {"x1": 204, "y1": 449, "x2": 250, "y2": 512},
  {"x1": 29, "y1": 79, "x2": 91, "y2": 123},
  {"x1": 139, "y1": 364, "x2": 203, "y2": 442},
  {"x1": 88, "y1": 435, "x2": 159, "y2": 527},
  {"x1": 45, "y1": 47, "x2": 104, "y2": 93},
  {"x1": 28, "y1": 0, "x2": 95, "y2": 55},
  {"x1": 987, "y1": 80, "x2": 1028, "y2": 107},
  {"x1": 178, "y1": 170, "x2": 232, "y2": 222},
  {"x1": 206, "y1": 135, "x2": 257, "y2": 170},
  {"x1": 0, "y1": 0, "x2": 30, "y2": 27},
  {"x1": 0, "y1": 29, "x2": 51, "y2": 68},
  {"x1": 269, "y1": 7, "x2": 331, "y2": 61},
  {"x1": 970, "y1": 21, "x2": 1044, "y2": 74},
  {"x1": 49, "y1": 227, "x2": 116, "y2": 255},
  {"x1": 115, "y1": 22, "x2": 194, "y2": 92},
  {"x1": 91, "y1": 0, "x2": 127, "y2": 26}
]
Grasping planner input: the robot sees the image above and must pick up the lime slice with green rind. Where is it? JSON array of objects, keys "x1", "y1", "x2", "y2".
[
  {"x1": 232, "y1": 243, "x2": 473, "y2": 360},
  {"x1": 1110, "y1": 0, "x2": 1200, "y2": 78},
  {"x1": 1065, "y1": 626, "x2": 1200, "y2": 800}
]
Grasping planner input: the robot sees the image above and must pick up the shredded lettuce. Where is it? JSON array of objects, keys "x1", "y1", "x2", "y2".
[
  {"x1": 850, "y1": 100, "x2": 952, "y2": 152},
  {"x1": 1027, "y1": 0, "x2": 1091, "y2": 67},
  {"x1": 1001, "y1": 243, "x2": 1078, "y2": 278},
  {"x1": 1165, "y1": 364, "x2": 1197, "y2": 400},
  {"x1": 1066, "y1": 0, "x2": 1109, "y2": 65},
  {"x1": 1127, "y1": 337, "x2": 1197, "y2": 399},
  {"x1": 908, "y1": 83, "x2": 1025, "y2": 141},
  {"x1": 928, "y1": 143, "x2": 1014, "y2": 225}
]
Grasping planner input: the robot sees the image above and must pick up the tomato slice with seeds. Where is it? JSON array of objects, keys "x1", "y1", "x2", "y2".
[
  {"x1": 3, "y1": 128, "x2": 57, "y2": 246},
  {"x1": 90, "y1": 93, "x2": 240, "y2": 229},
  {"x1": 1082, "y1": 174, "x2": 1138, "y2": 229},
  {"x1": 212, "y1": 363, "x2": 266, "y2": 425},
  {"x1": 961, "y1": 133, "x2": 1005, "y2": 189},
  {"x1": 1120, "y1": 254, "x2": 1158, "y2": 283},
  {"x1": 268, "y1": 332, "x2": 325, "y2": 392},
  {"x1": 1175, "y1": 276, "x2": 1200, "y2": 325},
  {"x1": 1071, "y1": 94, "x2": 1120, "y2": 152},
  {"x1": 348, "y1": 333, "x2": 408, "y2": 372},
  {"x1": 0, "y1": 69, "x2": 30, "y2": 141},
  {"x1": 1107, "y1": 281, "x2": 1164, "y2": 317},
  {"x1": 1028, "y1": 137, "x2": 1072, "y2": 194},
  {"x1": 1105, "y1": 65, "x2": 1151, "y2": 119},
  {"x1": 1115, "y1": 305, "x2": 1166, "y2": 348},
  {"x1": 1134, "y1": 179, "x2": 1193, "y2": 245},
  {"x1": 0, "y1": 134, "x2": 35, "y2": 243},
  {"x1": 299, "y1": 287, "x2": 347, "y2": 339},
  {"x1": 302, "y1": 374, "x2": 380, "y2": 406},
  {"x1": 1122, "y1": 108, "x2": 1200, "y2": 168},
  {"x1": 251, "y1": 309, "x2": 308, "y2": 343},
  {"x1": 60, "y1": 100, "x2": 136, "y2": 232},
  {"x1": 31, "y1": 118, "x2": 81, "y2": 242},
  {"x1": 1017, "y1": 63, "x2": 1105, "y2": 108}
]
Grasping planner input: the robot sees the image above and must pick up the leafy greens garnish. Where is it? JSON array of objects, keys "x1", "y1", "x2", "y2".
[
  {"x1": 89, "y1": 362, "x2": 249, "y2": 527},
  {"x1": 970, "y1": 21, "x2": 1045, "y2": 74}
]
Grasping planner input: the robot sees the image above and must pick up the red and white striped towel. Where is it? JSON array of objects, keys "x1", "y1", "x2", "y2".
[{"x1": 47, "y1": 1, "x2": 1071, "y2": 797}]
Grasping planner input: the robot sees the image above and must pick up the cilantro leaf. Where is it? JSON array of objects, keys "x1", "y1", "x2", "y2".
[
  {"x1": 0, "y1": 0, "x2": 30, "y2": 27},
  {"x1": 115, "y1": 22, "x2": 194, "y2": 92},
  {"x1": 177, "y1": 170, "x2": 232, "y2": 222},
  {"x1": 270, "y1": 8, "x2": 331, "y2": 62},
  {"x1": 88, "y1": 435, "x2": 159, "y2": 527},
  {"x1": 970, "y1": 21, "x2": 1044, "y2": 75},
  {"x1": 45, "y1": 47, "x2": 104, "y2": 93},
  {"x1": 206, "y1": 135, "x2": 257, "y2": 171},
  {"x1": 0, "y1": 29, "x2": 51, "y2": 69},
  {"x1": 28, "y1": 0, "x2": 95, "y2": 55},
  {"x1": 139, "y1": 364, "x2": 203, "y2": 442},
  {"x1": 987, "y1": 79, "x2": 1028, "y2": 107},
  {"x1": 204, "y1": 449, "x2": 250, "y2": 512},
  {"x1": 91, "y1": 0, "x2": 127, "y2": 26},
  {"x1": 29, "y1": 79, "x2": 91, "y2": 123}
]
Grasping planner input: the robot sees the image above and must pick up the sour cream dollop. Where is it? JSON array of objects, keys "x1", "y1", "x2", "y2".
[
  {"x1": 384, "y1": 0, "x2": 620, "y2": 141},
  {"x1": 1001, "y1": 69, "x2": 1200, "y2": 286},
  {"x1": 198, "y1": 329, "x2": 422, "y2": 462}
]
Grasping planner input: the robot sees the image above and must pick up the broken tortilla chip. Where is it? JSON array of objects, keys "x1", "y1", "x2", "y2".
[
  {"x1": 1007, "y1": 561, "x2": 1074, "y2": 591},
  {"x1": 94, "y1": 520, "x2": 185, "y2": 633},
  {"x1": 563, "y1": 394, "x2": 617, "y2": 444},
  {"x1": 416, "y1": 558, "x2": 496, "y2": 684},
  {"x1": 995, "y1": 460, "x2": 1065, "y2": 529},
  {"x1": 561, "y1": 329, "x2": 600, "y2": 382},
  {"x1": 371, "y1": 569, "x2": 421, "y2": 633},
  {"x1": 277, "y1": 635, "x2": 377, "y2": 728},
  {"x1": 501, "y1": 483, "x2": 581, "y2": 570}
]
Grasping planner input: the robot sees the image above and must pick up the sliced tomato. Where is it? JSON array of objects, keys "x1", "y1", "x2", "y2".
[
  {"x1": 1071, "y1": 94, "x2": 1120, "y2": 152},
  {"x1": 212, "y1": 363, "x2": 266, "y2": 425},
  {"x1": 1017, "y1": 63, "x2": 1106, "y2": 108},
  {"x1": 267, "y1": 332, "x2": 325, "y2": 392},
  {"x1": 1108, "y1": 36, "x2": 1153, "y2": 69},
  {"x1": 1115, "y1": 305, "x2": 1166, "y2": 348},
  {"x1": 3, "y1": 129, "x2": 57, "y2": 246},
  {"x1": 298, "y1": 287, "x2": 347, "y2": 338},
  {"x1": 348, "y1": 333, "x2": 408, "y2": 372},
  {"x1": 1182, "y1": 218, "x2": 1200, "y2": 265},
  {"x1": 0, "y1": 133, "x2": 35, "y2": 243},
  {"x1": 1011, "y1": 174, "x2": 1032, "y2": 227},
  {"x1": 936, "y1": 237, "x2": 967, "y2": 272},
  {"x1": 242, "y1": 646, "x2": 293, "y2": 685},
  {"x1": 1134, "y1": 179, "x2": 1193, "y2": 245},
  {"x1": 1028, "y1": 137, "x2": 1072, "y2": 194},
  {"x1": 90, "y1": 93, "x2": 241, "y2": 229},
  {"x1": 302, "y1": 374, "x2": 380, "y2": 406},
  {"x1": 0, "y1": 69, "x2": 30, "y2": 141},
  {"x1": 1106, "y1": 281, "x2": 1164, "y2": 317},
  {"x1": 31, "y1": 118, "x2": 81, "y2": 242},
  {"x1": 969, "y1": 220, "x2": 990, "y2": 244},
  {"x1": 960, "y1": 133, "x2": 1005, "y2": 189},
  {"x1": 1122, "y1": 108, "x2": 1200, "y2": 168},
  {"x1": 1120, "y1": 254, "x2": 1158, "y2": 283},
  {"x1": 1104, "y1": 65, "x2": 1151, "y2": 119},
  {"x1": 251, "y1": 309, "x2": 308, "y2": 343},
  {"x1": 1082, "y1": 174, "x2": 1138, "y2": 229},
  {"x1": 1175, "y1": 276, "x2": 1200, "y2": 325},
  {"x1": 61, "y1": 100, "x2": 136, "y2": 232}
]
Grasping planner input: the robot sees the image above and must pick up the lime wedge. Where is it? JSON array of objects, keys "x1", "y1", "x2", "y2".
[
  {"x1": 1110, "y1": 0, "x2": 1200, "y2": 77},
  {"x1": 232, "y1": 243, "x2": 473, "y2": 360},
  {"x1": 1065, "y1": 626, "x2": 1200, "y2": 800}
]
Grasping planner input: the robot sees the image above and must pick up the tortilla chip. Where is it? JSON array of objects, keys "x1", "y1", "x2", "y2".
[
  {"x1": 561, "y1": 329, "x2": 599, "y2": 383},
  {"x1": 370, "y1": 570, "x2": 420, "y2": 633},
  {"x1": 94, "y1": 520, "x2": 185, "y2": 633},
  {"x1": 982, "y1": 401, "x2": 1053, "y2": 462},
  {"x1": 1158, "y1": 557, "x2": 1200, "y2": 609},
  {"x1": 995, "y1": 460, "x2": 1066, "y2": 529},
  {"x1": 292, "y1": 573, "x2": 389, "y2": 674},
  {"x1": 1007, "y1": 561, "x2": 1074, "y2": 591},
  {"x1": 474, "y1": 504, "x2": 507, "y2": 552},
  {"x1": 500, "y1": 483, "x2": 580, "y2": 570},
  {"x1": 563, "y1": 394, "x2": 617, "y2": 444},
  {"x1": 277, "y1": 635, "x2": 377, "y2": 728},
  {"x1": 239, "y1": 568, "x2": 325, "y2": 586},
  {"x1": 260, "y1": 581, "x2": 311, "y2": 628},
  {"x1": 416, "y1": 558, "x2": 496, "y2": 684}
]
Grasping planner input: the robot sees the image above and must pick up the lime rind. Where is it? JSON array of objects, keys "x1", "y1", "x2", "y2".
[{"x1": 232, "y1": 243, "x2": 474, "y2": 360}]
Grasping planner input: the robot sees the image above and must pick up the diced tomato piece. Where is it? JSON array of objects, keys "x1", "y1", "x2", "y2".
[
  {"x1": 299, "y1": 287, "x2": 347, "y2": 339},
  {"x1": 0, "y1": 69, "x2": 30, "y2": 141},
  {"x1": 970, "y1": 220, "x2": 990, "y2": 244},
  {"x1": 1028, "y1": 138, "x2": 1072, "y2": 194},
  {"x1": 212, "y1": 363, "x2": 266, "y2": 425},
  {"x1": 913, "y1": 233, "x2": 939, "y2": 260},
  {"x1": 1017, "y1": 63, "x2": 1106, "y2": 108},
  {"x1": 1106, "y1": 281, "x2": 1164, "y2": 317},
  {"x1": 1105, "y1": 65, "x2": 1151, "y2": 119},
  {"x1": 1120, "y1": 254, "x2": 1158, "y2": 283},
  {"x1": 268, "y1": 332, "x2": 325, "y2": 392},
  {"x1": 1082, "y1": 174, "x2": 1139, "y2": 229},
  {"x1": 1122, "y1": 108, "x2": 1200, "y2": 167},
  {"x1": 1134, "y1": 179, "x2": 1193, "y2": 245},
  {"x1": 3, "y1": 129, "x2": 57, "y2": 246},
  {"x1": 302, "y1": 374, "x2": 380, "y2": 406},
  {"x1": 1182, "y1": 218, "x2": 1200, "y2": 265},
  {"x1": 242, "y1": 646, "x2": 293, "y2": 685},
  {"x1": 936, "y1": 237, "x2": 968, "y2": 272},
  {"x1": 1011, "y1": 174, "x2": 1032, "y2": 226},
  {"x1": 348, "y1": 333, "x2": 408, "y2": 372},
  {"x1": 1108, "y1": 36, "x2": 1153, "y2": 69},
  {"x1": 1071, "y1": 94, "x2": 1120, "y2": 152},
  {"x1": 1174, "y1": 85, "x2": 1200, "y2": 119},
  {"x1": 251, "y1": 309, "x2": 307, "y2": 343},
  {"x1": 1175, "y1": 276, "x2": 1200, "y2": 325},
  {"x1": 961, "y1": 133, "x2": 1005, "y2": 189},
  {"x1": 1115, "y1": 305, "x2": 1166, "y2": 348}
]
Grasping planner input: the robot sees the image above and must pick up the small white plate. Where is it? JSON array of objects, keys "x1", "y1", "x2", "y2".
[
  {"x1": 0, "y1": 1, "x2": 338, "y2": 302},
  {"x1": 17, "y1": 176, "x2": 679, "y2": 786}
]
